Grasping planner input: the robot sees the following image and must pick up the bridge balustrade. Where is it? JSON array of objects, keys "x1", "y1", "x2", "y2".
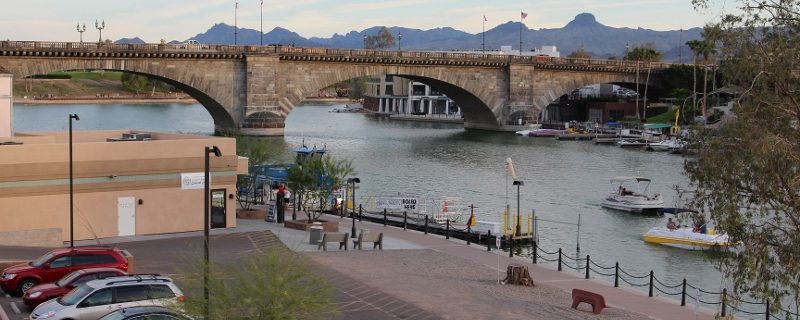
[{"x1": 0, "y1": 40, "x2": 678, "y2": 71}]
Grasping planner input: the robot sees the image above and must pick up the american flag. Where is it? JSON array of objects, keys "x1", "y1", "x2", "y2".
[
  {"x1": 521, "y1": 12, "x2": 528, "y2": 19},
  {"x1": 483, "y1": 14, "x2": 487, "y2": 22}
]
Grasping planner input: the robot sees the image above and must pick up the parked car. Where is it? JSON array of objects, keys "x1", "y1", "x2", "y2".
[
  {"x1": 99, "y1": 306, "x2": 191, "y2": 320},
  {"x1": 0, "y1": 246, "x2": 131, "y2": 294},
  {"x1": 23, "y1": 267, "x2": 127, "y2": 308},
  {"x1": 30, "y1": 274, "x2": 185, "y2": 320}
]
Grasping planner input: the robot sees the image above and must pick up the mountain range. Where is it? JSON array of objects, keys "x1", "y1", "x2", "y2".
[{"x1": 115, "y1": 13, "x2": 702, "y2": 63}]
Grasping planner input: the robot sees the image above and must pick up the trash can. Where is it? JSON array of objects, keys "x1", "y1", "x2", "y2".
[{"x1": 309, "y1": 224, "x2": 324, "y2": 245}]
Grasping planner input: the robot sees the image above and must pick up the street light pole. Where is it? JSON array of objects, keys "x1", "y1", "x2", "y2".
[
  {"x1": 363, "y1": 35, "x2": 367, "y2": 49},
  {"x1": 234, "y1": 1, "x2": 239, "y2": 45},
  {"x1": 398, "y1": 33, "x2": 402, "y2": 51},
  {"x1": 95, "y1": 20, "x2": 105, "y2": 43},
  {"x1": 347, "y1": 177, "x2": 360, "y2": 238},
  {"x1": 204, "y1": 146, "x2": 222, "y2": 319},
  {"x1": 76, "y1": 24, "x2": 86, "y2": 43},
  {"x1": 513, "y1": 180, "x2": 524, "y2": 237},
  {"x1": 260, "y1": 0, "x2": 264, "y2": 46},
  {"x1": 68, "y1": 114, "x2": 79, "y2": 248}
]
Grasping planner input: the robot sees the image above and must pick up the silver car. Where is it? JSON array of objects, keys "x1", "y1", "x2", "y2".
[{"x1": 30, "y1": 275, "x2": 184, "y2": 320}]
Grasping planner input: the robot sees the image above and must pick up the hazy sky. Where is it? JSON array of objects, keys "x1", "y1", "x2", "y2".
[{"x1": 1, "y1": 0, "x2": 726, "y2": 42}]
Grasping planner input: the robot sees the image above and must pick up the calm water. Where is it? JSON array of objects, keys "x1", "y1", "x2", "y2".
[{"x1": 12, "y1": 102, "x2": 726, "y2": 296}]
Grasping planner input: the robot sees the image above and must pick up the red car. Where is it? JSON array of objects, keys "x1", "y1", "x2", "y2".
[
  {"x1": 22, "y1": 267, "x2": 127, "y2": 308},
  {"x1": 0, "y1": 246, "x2": 130, "y2": 294}
]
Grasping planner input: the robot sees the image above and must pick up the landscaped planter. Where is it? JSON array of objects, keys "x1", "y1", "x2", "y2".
[
  {"x1": 284, "y1": 219, "x2": 339, "y2": 232},
  {"x1": 236, "y1": 209, "x2": 264, "y2": 219}
]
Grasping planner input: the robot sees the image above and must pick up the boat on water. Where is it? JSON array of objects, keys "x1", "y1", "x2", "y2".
[
  {"x1": 529, "y1": 128, "x2": 566, "y2": 137},
  {"x1": 647, "y1": 139, "x2": 687, "y2": 152},
  {"x1": 600, "y1": 176, "x2": 664, "y2": 213},
  {"x1": 643, "y1": 227, "x2": 730, "y2": 250},
  {"x1": 616, "y1": 139, "x2": 648, "y2": 148},
  {"x1": 328, "y1": 103, "x2": 363, "y2": 113}
]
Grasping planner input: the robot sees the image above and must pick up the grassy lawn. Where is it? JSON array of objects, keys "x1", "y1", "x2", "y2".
[
  {"x1": 49, "y1": 71, "x2": 124, "y2": 81},
  {"x1": 646, "y1": 108, "x2": 677, "y2": 124}
]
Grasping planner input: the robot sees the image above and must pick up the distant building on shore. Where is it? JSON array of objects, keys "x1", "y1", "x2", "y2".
[{"x1": 363, "y1": 75, "x2": 461, "y2": 117}]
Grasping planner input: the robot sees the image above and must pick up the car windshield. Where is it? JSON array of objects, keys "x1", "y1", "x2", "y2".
[
  {"x1": 30, "y1": 252, "x2": 55, "y2": 267},
  {"x1": 56, "y1": 270, "x2": 83, "y2": 287},
  {"x1": 58, "y1": 285, "x2": 93, "y2": 306}
]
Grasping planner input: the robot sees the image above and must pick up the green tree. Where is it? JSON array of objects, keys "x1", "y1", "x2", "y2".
[
  {"x1": 567, "y1": 49, "x2": 592, "y2": 59},
  {"x1": 177, "y1": 248, "x2": 336, "y2": 319},
  {"x1": 686, "y1": 0, "x2": 800, "y2": 313},
  {"x1": 233, "y1": 136, "x2": 287, "y2": 210},
  {"x1": 685, "y1": 39, "x2": 703, "y2": 113},
  {"x1": 286, "y1": 155, "x2": 354, "y2": 223},
  {"x1": 348, "y1": 77, "x2": 366, "y2": 100},
  {"x1": 623, "y1": 46, "x2": 662, "y2": 62},
  {"x1": 365, "y1": 27, "x2": 395, "y2": 50}
]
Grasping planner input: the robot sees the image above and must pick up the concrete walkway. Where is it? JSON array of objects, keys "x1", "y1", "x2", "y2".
[{"x1": 272, "y1": 212, "x2": 719, "y2": 320}]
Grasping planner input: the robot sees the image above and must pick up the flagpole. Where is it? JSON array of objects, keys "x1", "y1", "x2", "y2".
[
  {"x1": 482, "y1": 15, "x2": 485, "y2": 54},
  {"x1": 519, "y1": 12, "x2": 523, "y2": 56}
]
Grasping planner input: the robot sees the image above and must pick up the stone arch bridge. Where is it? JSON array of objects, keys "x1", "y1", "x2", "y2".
[{"x1": 0, "y1": 41, "x2": 671, "y2": 135}]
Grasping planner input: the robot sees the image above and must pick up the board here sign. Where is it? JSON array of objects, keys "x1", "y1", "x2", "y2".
[{"x1": 375, "y1": 196, "x2": 420, "y2": 213}]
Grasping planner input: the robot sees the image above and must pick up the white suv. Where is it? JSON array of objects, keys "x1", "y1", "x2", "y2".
[{"x1": 30, "y1": 275, "x2": 184, "y2": 320}]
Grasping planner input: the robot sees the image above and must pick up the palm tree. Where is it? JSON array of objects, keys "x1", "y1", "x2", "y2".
[
  {"x1": 698, "y1": 24, "x2": 721, "y2": 118},
  {"x1": 686, "y1": 39, "x2": 703, "y2": 118}
]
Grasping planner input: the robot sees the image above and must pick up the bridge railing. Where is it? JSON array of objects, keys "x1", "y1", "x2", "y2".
[{"x1": 1, "y1": 40, "x2": 677, "y2": 69}]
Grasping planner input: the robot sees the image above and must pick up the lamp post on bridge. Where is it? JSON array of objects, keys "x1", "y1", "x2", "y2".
[
  {"x1": 363, "y1": 35, "x2": 367, "y2": 49},
  {"x1": 76, "y1": 24, "x2": 86, "y2": 43},
  {"x1": 234, "y1": 1, "x2": 239, "y2": 45},
  {"x1": 397, "y1": 32, "x2": 402, "y2": 51},
  {"x1": 95, "y1": 20, "x2": 105, "y2": 43},
  {"x1": 260, "y1": 0, "x2": 263, "y2": 46}
]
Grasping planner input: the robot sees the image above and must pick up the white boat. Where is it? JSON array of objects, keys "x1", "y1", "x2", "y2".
[
  {"x1": 328, "y1": 103, "x2": 363, "y2": 113},
  {"x1": 647, "y1": 139, "x2": 686, "y2": 152},
  {"x1": 643, "y1": 227, "x2": 730, "y2": 250},
  {"x1": 515, "y1": 129, "x2": 533, "y2": 136},
  {"x1": 600, "y1": 176, "x2": 664, "y2": 213}
]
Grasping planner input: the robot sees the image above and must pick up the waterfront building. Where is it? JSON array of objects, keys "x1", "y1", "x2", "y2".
[
  {"x1": 0, "y1": 66, "x2": 11, "y2": 137},
  {"x1": 0, "y1": 130, "x2": 247, "y2": 246},
  {"x1": 363, "y1": 75, "x2": 461, "y2": 117}
]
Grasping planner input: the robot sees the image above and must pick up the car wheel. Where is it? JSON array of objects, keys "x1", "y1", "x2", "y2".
[{"x1": 18, "y1": 278, "x2": 37, "y2": 293}]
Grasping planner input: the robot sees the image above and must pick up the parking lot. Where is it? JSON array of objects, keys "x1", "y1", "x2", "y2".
[{"x1": 0, "y1": 230, "x2": 438, "y2": 320}]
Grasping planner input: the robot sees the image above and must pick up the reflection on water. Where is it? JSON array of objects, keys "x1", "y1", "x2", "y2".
[{"x1": 13, "y1": 101, "x2": 727, "y2": 296}]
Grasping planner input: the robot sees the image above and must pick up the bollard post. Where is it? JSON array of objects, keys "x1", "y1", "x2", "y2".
[
  {"x1": 721, "y1": 288, "x2": 727, "y2": 317},
  {"x1": 487, "y1": 230, "x2": 492, "y2": 251},
  {"x1": 765, "y1": 300, "x2": 770, "y2": 320},
  {"x1": 681, "y1": 279, "x2": 686, "y2": 306},
  {"x1": 614, "y1": 262, "x2": 619, "y2": 287},
  {"x1": 532, "y1": 241, "x2": 537, "y2": 264},
  {"x1": 648, "y1": 270, "x2": 654, "y2": 297},
  {"x1": 557, "y1": 248, "x2": 562, "y2": 271},
  {"x1": 403, "y1": 211, "x2": 407, "y2": 230},
  {"x1": 466, "y1": 224, "x2": 471, "y2": 245},
  {"x1": 359, "y1": 204, "x2": 362, "y2": 221},
  {"x1": 424, "y1": 215, "x2": 429, "y2": 234},
  {"x1": 585, "y1": 255, "x2": 590, "y2": 279},
  {"x1": 383, "y1": 209, "x2": 387, "y2": 227},
  {"x1": 446, "y1": 220, "x2": 450, "y2": 239}
]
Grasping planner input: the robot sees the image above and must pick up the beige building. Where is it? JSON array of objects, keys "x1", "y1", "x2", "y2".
[
  {"x1": 0, "y1": 66, "x2": 11, "y2": 137},
  {"x1": 0, "y1": 130, "x2": 246, "y2": 246}
]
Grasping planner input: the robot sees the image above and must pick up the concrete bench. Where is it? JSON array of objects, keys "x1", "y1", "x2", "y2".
[
  {"x1": 571, "y1": 288, "x2": 606, "y2": 314},
  {"x1": 318, "y1": 232, "x2": 349, "y2": 251},
  {"x1": 353, "y1": 231, "x2": 383, "y2": 250}
]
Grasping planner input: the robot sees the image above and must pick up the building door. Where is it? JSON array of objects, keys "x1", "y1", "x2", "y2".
[
  {"x1": 211, "y1": 189, "x2": 226, "y2": 229},
  {"x1": 117, "y1": 197, "x2": 136, "y2": 236}
]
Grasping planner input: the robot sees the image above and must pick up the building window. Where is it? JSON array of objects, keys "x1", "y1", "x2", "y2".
[
  {"x1": 430, "y1": 88, "x2": 442, "y2": 96},
  {"x1": 385, "y1": 85, "x2": 393, "y2": 95},
  {"x1": 385, "y1": 75, "x2": 393, "y2": 82},
  {"x1": 376, "y1": 86, "x2": 381, "y2": 96},
  {"x1": 412, "y1": 85, "x2": 426, "y2": 96}
]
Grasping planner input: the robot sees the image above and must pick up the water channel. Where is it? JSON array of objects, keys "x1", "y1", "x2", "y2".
[{"x1": 13, "y1": 101, "x2": 728, "y2": 300}]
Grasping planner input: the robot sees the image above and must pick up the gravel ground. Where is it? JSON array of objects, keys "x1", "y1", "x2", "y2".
[{"x1": 307, "y1": 249, "x2": 654, "y2": 320}]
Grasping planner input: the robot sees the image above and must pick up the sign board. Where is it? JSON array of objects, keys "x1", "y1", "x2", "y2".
[
  {"x1": 266, "y1": 200, "x2": 276, "y2": 222},
  {"x1": 375, "y1": 196, "x2": 420, "y2": 213},
  {"x1": 181, "y1": 172, "x2": 205, "y2": 190},
  {"x1": 495, "y1": 236, "x2": 501, "y2": 249}
]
